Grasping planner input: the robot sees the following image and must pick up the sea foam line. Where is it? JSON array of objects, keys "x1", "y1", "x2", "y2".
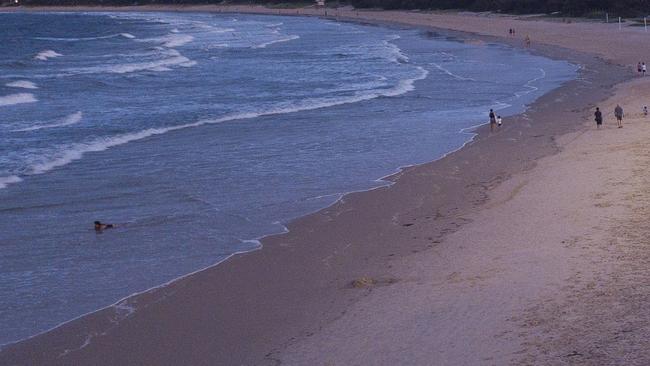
[
  {"x1": 64, "y1": 49, "x2": 194, "y2": 75},
  {"x1": 140, "y1": 33, "x2": 194, "y2": 48},
  {"x1": 34, "y1": 33, "x2": 136, "y2": 41},
  {"x1": 0, "y1": 93, "x2": 38, "y2": 107},
  {"x1": 514, "y1": 67, "x2": 547, "y2": 98},
  {"x1": 2, "y1": 244, "x2": 264, "y2": 354},
  {"x1": 0, "y1": 175, "x2": 23, "y2": 189},
  {"x1": 34, "y1": 50, "x2": 63, "y2": 61},
  {"x1": 12, "y1": 112, "x2": 83, "y2": 132},
  {"x1": 382, "y1": 39, "x2": 409, "y2": 64},
  {"x1": 430, "y1": 62, "x2": 477, "y2": 81},
  {"x1": 5, "y1": 80, "x2": 38, "y2": 89},
  {"x1": 252, "y1": 35, "x2": 300, "y2": 49},
  {"x1": 7, "y1": 66, "x2": 428, "y2": 187}
]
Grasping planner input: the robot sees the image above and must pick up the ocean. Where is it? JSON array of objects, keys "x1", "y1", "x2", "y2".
[{"x1": 0, "y1": 11, "x2": 577, "y2": 345}]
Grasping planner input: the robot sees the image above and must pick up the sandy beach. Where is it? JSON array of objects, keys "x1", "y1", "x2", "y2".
[{"x1": 2, "y1": 5, "x2": 650, "y2": 365}]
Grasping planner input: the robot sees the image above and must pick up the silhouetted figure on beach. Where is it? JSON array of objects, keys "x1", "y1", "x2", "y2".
[
  {"x1": 489, "y1": 109, "x2": 497, "y2": 132},
  {"x1": 638, "y1": 62, "x2": 642, "y2": 74},
  {"x1": 614, "y1": 104, "x2": 624, "y2": 128},
  {"x1": 525, "y1": 35, "x2": 531, "y2": 47},
  {"x1": 94, "y1": 221, "x2": 115, "y2": 232},
  {"x1": 594, "y1": 107, "x2": 603, "y2": 129},
  {"x1": 497, "y1": 115, "x2": 503, "y2": 128},
  {"x1": 643, "y1": 62, "x2": 647, "y2": 76},
  {"x1": 644, "y1": 106, "x2": 648, "y2": 116}
]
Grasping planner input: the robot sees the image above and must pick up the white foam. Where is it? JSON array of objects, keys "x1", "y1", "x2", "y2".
[
  {"x1": 0, "y1": 93, "x2": 38, "y2": 107},
  {"x1": 13, "y1": 112, "x2": 83, "y2": 132},
  {"x1": 5, "y1": 80, "x2": 38, "y2": 89},
  {"x1": 514, "y1": 68, "x2": 547, "y2": 98},
  {"x1": 66, "y1": 49, "x2": 194, "y2": 75},
  {"x1": 252, "y1": 35, "x2": 300, "y2": 49},
  {"x1": 0, "y1": 175, "x2": 22, "y2": 189},
  {"x1": 34, "y1": 50, "x2": 63, "y2": 61},
  {"x1": 34, "y1": 33, "x2": 136, "y2": 41},
  {"x1": 265, "y1": 22, "x2": 284, "y2": 28},
  {"x1": 211, "y1": 27, "x2": 235, "y2": 34},
  {"x1": 142, "y1": 33, "x2": 194, "y2": 48},
  {"x1": 430, "y1": 62, "x2": 477, "y2": 81},
  {"x1": 10, "y1": 67, "x2": 428, "y2": 185},
  {"x1": 382, "y1": 40, "x2": 409, "y2": 64}
]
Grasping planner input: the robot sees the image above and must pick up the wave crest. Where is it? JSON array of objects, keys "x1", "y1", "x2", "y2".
[
  {"x1": 0, "y1": 93, "x2": 38, "y2": 107},
  {"x1": 34, "y1": 50, "x2": 62, "y2": 61},
  {"x1": 5, "y1": 80, "x2": 38, "y2": 89},
  {"x1": 13, "y1": 112, "x2": 83, "y2": 132}
]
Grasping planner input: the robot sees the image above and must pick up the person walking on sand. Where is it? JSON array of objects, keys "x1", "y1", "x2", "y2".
[
  {"x1": 638, "y1": 62, "x2": 643, "y2": 74},
  {"x1": 615, "y1": 104, "x2": 624, "y2": 128},
  {"x1": 525, "y1": 35, "x2": 531, "y2": 47},
  {"x1": 497, "y1": 115, "x2": 503, "y2": 128},
  {"x1": 594, "y1": 107, "x2": 603, "y2": 129},
  {"x1": 643, "y1": 62, "x2": 647, "y2": 76},
  {"x1": 489, "y1": 109, "x2": 497, "y2": 132},
  {"x1": 644, "y1": 106, "x2": 648, "y2": 116}
]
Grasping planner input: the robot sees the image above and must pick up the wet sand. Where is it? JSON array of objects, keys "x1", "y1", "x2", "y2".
[{"x1": 1, "y1": 6, "x2": 648, "y2": 366}]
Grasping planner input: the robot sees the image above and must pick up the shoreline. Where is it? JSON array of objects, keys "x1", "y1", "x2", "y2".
[
  {"x1": 0, "y1": 7, "x2": 638, "y2": 365},
  {"x1": 0, "y1": 10, "x2": 561, "y2": 348}
]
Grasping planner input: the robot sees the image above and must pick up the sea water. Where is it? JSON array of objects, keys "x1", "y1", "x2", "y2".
[{"x1": 0, "y1": 11, "x2": 576, "y2": 345}]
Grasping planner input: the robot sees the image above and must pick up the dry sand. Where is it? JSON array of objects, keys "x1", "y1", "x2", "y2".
[{"x1": 2, "y1": 6, "x2": 650, "y2": 366}]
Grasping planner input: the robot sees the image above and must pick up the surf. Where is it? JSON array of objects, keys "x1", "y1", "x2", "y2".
[
  {"x1": 5, "y1": 80, "x2": 38, "y2": 89},
  {"x1": 0, "y1": 93, "x2": 37, "y2": 107},
  {"x1": 13, "y1": 112, "x2": 83, "y2": 132},
  {"x1": 34, "y1": 50, "x2": 62, "y2": 61}
]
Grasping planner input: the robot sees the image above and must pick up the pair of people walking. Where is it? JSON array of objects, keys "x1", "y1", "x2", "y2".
[
  {"x1": 637, "y1": 62, "x2": 647, "y2": 76},
  {"x1": 489, "y1": 109, "x2": 502, "y2": 132},
  {"x1": 594, "y1": 104, "x2": 624, "y2": 129}
]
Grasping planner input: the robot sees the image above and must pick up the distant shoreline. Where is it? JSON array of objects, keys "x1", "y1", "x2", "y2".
[{"x1": 1, "y1": 7, "x2": 641, "y2": 365}]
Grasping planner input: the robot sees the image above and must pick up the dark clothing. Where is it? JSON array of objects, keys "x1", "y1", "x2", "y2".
[
  {"x1": 595, "y1": 110, "x2": 603, "y2": 125},
  {"x1": 615, "y1": 106, "x2": 623, "y2": 120}
]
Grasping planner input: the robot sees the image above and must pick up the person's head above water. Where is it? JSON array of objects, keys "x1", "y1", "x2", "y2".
[{"x1": 94, "y1": 221, "x2": 114, "y2": 231}]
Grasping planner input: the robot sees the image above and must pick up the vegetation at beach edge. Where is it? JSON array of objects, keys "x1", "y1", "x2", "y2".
[{"x1": 8, "y1": 0, "x2": 650, "y2": 18}]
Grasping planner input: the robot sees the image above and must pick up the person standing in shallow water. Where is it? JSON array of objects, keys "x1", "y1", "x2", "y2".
[
  {"x1": 489, "y1": 109, "x2": 497, "y2": 132},
  {"x1": 615, "y1": 104, "x2": 624, "y2": 128},
  {"x1": 594, "y1": 107, "x2": 603, "y2": 129}
]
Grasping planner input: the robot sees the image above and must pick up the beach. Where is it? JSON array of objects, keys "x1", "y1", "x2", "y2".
[{"x1": 2, "y1": 5, "x2": 649, "y2": 365}]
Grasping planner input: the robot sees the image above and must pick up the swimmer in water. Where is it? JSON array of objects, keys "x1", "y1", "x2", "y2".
[{"x1": 94, "y1": 221, "x2": 115, "y2": 231}]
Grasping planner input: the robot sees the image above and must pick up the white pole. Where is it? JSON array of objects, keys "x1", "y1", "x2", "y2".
[{"x1": 619, "y1": 17, "x2": 622, "y2": 30}]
